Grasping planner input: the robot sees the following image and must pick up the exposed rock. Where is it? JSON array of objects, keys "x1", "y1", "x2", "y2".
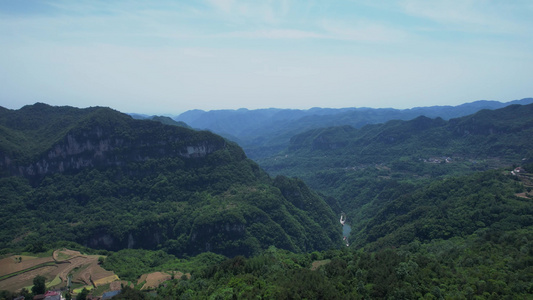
[{"x1": 2, "y1": 126, "x2": 226, "y2": 178}]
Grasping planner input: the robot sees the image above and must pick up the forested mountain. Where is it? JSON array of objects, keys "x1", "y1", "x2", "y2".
[
  {"x1": 1, "y1": 102, "x2": 533, "y2": 299},
  {"x1": 259, "y1": 103, "x2": 533, "y2": 252},
  {"x1": 129, "y1": 114, "x2": 191, "y2": 128},
  {"x1": 261, "y1": 103, "x2": 533, "y2": 181},
  {"x1": 174, "y1": 98, "x2": 533, "y2": 159},
  {"x1": 0, "y1": 103, "x2": 340, "y2": 257}
]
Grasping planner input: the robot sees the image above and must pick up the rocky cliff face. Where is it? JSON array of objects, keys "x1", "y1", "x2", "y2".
[
  {"x1": 85, "y1": 226, "x2": 168, "y2": 251},
  {"x1": 0, "y1": 104, "x2": 342, "y2": 257},
  {"x1": 1, "y1": 123, "x2": 227, "y2": 178},
  {"x1": 189, "y1": 221, "x2": 247, "y2": 255}
]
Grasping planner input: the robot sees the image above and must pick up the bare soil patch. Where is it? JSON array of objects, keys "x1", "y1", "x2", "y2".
[
  {"x1": 0, "y1": 265, "x2": 57, "y2": 291},
  {"x1": 515, "y1": 192, "x2": 531, "y2": 199},
  {"x1": 0, "y1": 256, "x2": 54, "y2": 277},
  {"x1": 310, "y1": 259, "x2": 331, "y2": 271},
  {"x1": 137, "y1": 272, "x2": 172, "y2": 290},
  {"x1": 109, "y1": 280, "x2": 133, "y2": 291}
]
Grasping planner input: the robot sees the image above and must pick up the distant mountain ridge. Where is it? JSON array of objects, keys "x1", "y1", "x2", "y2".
[
  {"x1": 261, "y1": 103, "x2": 533, "y2": 178},
  {"x1": 129, "y1": 114, "x2": 191, "y2": 128},
  {"x1": 246, "y1": 102, "x2": 533, "y2": 256},
  {"x1": 172, "y1": 98, "x2": 533, "y2": 159}
]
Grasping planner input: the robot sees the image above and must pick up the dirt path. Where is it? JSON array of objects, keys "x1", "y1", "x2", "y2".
[{"x1": 58, "y1": 256, "x2": 96, "y2": 286}]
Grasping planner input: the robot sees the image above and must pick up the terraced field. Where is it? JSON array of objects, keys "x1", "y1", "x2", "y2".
[{"x1": 0, "y1": 249, "x2": 120, "y2": 294}]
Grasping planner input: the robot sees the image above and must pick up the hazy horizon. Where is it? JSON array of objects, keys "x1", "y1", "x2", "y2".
[
  {"x1": 5, "y1": 97, "x2": 530, "y2": 118},
  {"x1": 1, "y1": 1, "x2": 532, "y2": 115}
]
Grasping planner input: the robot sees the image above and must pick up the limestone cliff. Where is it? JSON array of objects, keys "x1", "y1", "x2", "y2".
[{"x1": 0, "y1": 104, "x2": 227, "y2": 178}]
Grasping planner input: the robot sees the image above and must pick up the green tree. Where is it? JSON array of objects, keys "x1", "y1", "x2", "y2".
[
  {"x1": 76, "y1": 288, "x2": 89, "y2": 300},
  {"x1": 31, "y1": 275, "x2": 46, "y2": 295},
  {"x1": 113, "y1": 286, "x2": 146, "y2": 300},
  {"x1": 0, "y1": 290, "x2": 15, "y2": 300},
  {"x1": 19, "y1": 288, "x2": 31, "y2": 300}
]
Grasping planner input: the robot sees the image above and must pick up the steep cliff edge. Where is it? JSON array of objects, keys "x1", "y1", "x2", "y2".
[
  {"x1": 0, "y1": 103, "x2": 341, "y2": 257},
  {"x1": 0, "y1": 104, "x2": 227, "y2": 178}
]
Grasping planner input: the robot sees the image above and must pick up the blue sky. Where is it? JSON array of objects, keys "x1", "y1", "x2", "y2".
[{"x1": 1, "y1": 0, "x2": 532, "y2": 114}]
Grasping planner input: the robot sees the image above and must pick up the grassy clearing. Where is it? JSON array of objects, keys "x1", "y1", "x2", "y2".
[
  {"x1": 46, "y1": 274, "x2": 62, "y2": 288},
  {"x1": 310, "y1": 259, "x2": 331, "y2": 271},
  {"x1": 93, "y1": 275, "x2": 119, "y2": 286},
  {"x1": 92, "y1": 283, "x2": 111, "y2": 297},
  {"x1": 136, "y1": 280, "x2": 147, "y2": 290},
  {"x1": 73, "y1": 285, "x2": 94, "y2": 294},
  {"x1": 20, "y1": 249, "x2": 55, "y2": 258},
  {"x1": 56, "y1": 252, "x2": 70, "y2": 260}
]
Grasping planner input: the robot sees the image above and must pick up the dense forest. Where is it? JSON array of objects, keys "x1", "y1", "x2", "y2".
[
  {"x1": 261, "y1": 103, "x2": 533, "y2": 176},
  {"x1": 112, "y1": 222, "x2": 533, "y2": 299},
  {"x1": 259, "y1": 104, "x2": 533, "y2": 226},
  {"x1": 1, "y1": 102, "x2": 533, "y2": 299},
  {"x1": 0, "y1": 104, "x2": 340, "y2": 258},
  {"x1": 96, "y1": 164, "x2": 532, "y2": 299}
]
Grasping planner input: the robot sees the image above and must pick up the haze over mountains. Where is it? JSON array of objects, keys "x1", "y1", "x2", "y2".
[
  {"x1": 2, "y1": 0, "x2": 532, "y2": 296},
  {"x1": 166, "y1": 98, "x2": 533, "y2": 159},
  {"x1": 261, "y1": 102, "x2": 533, "y2": 250},
  {"x1": 1, "y1": 98, "x2": 533, "y2": 298}
]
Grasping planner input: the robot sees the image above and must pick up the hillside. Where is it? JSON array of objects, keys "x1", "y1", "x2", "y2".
[
  {"x1": 140, "y1": 224, "x2": 533, "y2": 299},
  {"x1": 174, "y1": 98, "x2": 533, "y2": 159},
  {"x1": 353, "y1": 169, "x2": 533, "y2": 249},
  {"x1": 2, "y1": 102, "x2": 533, "y2": 299},
  {"x1": 258, "y1": 103, "x2": 533, "y2": 249},
  {"x1": 260, "y1": 103, "x2": 533, "y2": 180},
  {"x1": 0, "y1": 103, "x2": 341, "y2": 258},
  {"x1": 129, "y1": 114, "x2": 191, "y2": 129}
]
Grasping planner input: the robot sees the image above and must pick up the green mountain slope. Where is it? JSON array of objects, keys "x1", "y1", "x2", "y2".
[
  {"x1": 259, "y1": 103, "x2": 533, "y2": 251},
  {"x1": 2, "y1": 103, "x2": 533, "y2": 298},
  {"x1": 357, "y1": 170, "x2": 532, "y2": 249},
  {"x1": 261, "y1": 103, "x2": 533, "y2": 180},
  {"x1": 148, "y1": 227, "x2": 533, "y2": 299},
  {"x1": 0, "y1": 103, "x2": 341, "y2": 257}
]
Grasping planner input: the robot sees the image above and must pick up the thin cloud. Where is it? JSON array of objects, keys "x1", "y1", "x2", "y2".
[
  {"x1": 400, "y1": 0, "x2": 530, "y2": 35},
  {"x1": 1, "y1": 0, "x2": 531, "y2": 114},
  {"x1": 217, "y1": 29, "x2": 324, "y2": 39},
  {"x1": 320, "y1": 19, "x2": 410, "y2": 43},
  {"x1": 206, "y1": 0, "x2": 234, "y2": 13},
  {"x1": 204, "y1": 0, "x2": 291, "y2": 25}
]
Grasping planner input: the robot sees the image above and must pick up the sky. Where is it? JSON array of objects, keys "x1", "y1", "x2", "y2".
[{"x1": 1, "y1": 0, "x2": 532, "y2": 115}]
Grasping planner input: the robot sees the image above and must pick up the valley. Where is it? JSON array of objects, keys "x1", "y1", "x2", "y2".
[
  {"x1": 3, "y1": 0, "x2": 532, "y2": 297},
  {"x1": 1, "y1": 101, "x2": 532, "y2": 298}
]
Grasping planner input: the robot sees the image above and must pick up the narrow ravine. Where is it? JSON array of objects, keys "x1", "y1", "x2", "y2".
[{"x1": 340, "y1": 213, "x2": 351, "y2": 246}]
